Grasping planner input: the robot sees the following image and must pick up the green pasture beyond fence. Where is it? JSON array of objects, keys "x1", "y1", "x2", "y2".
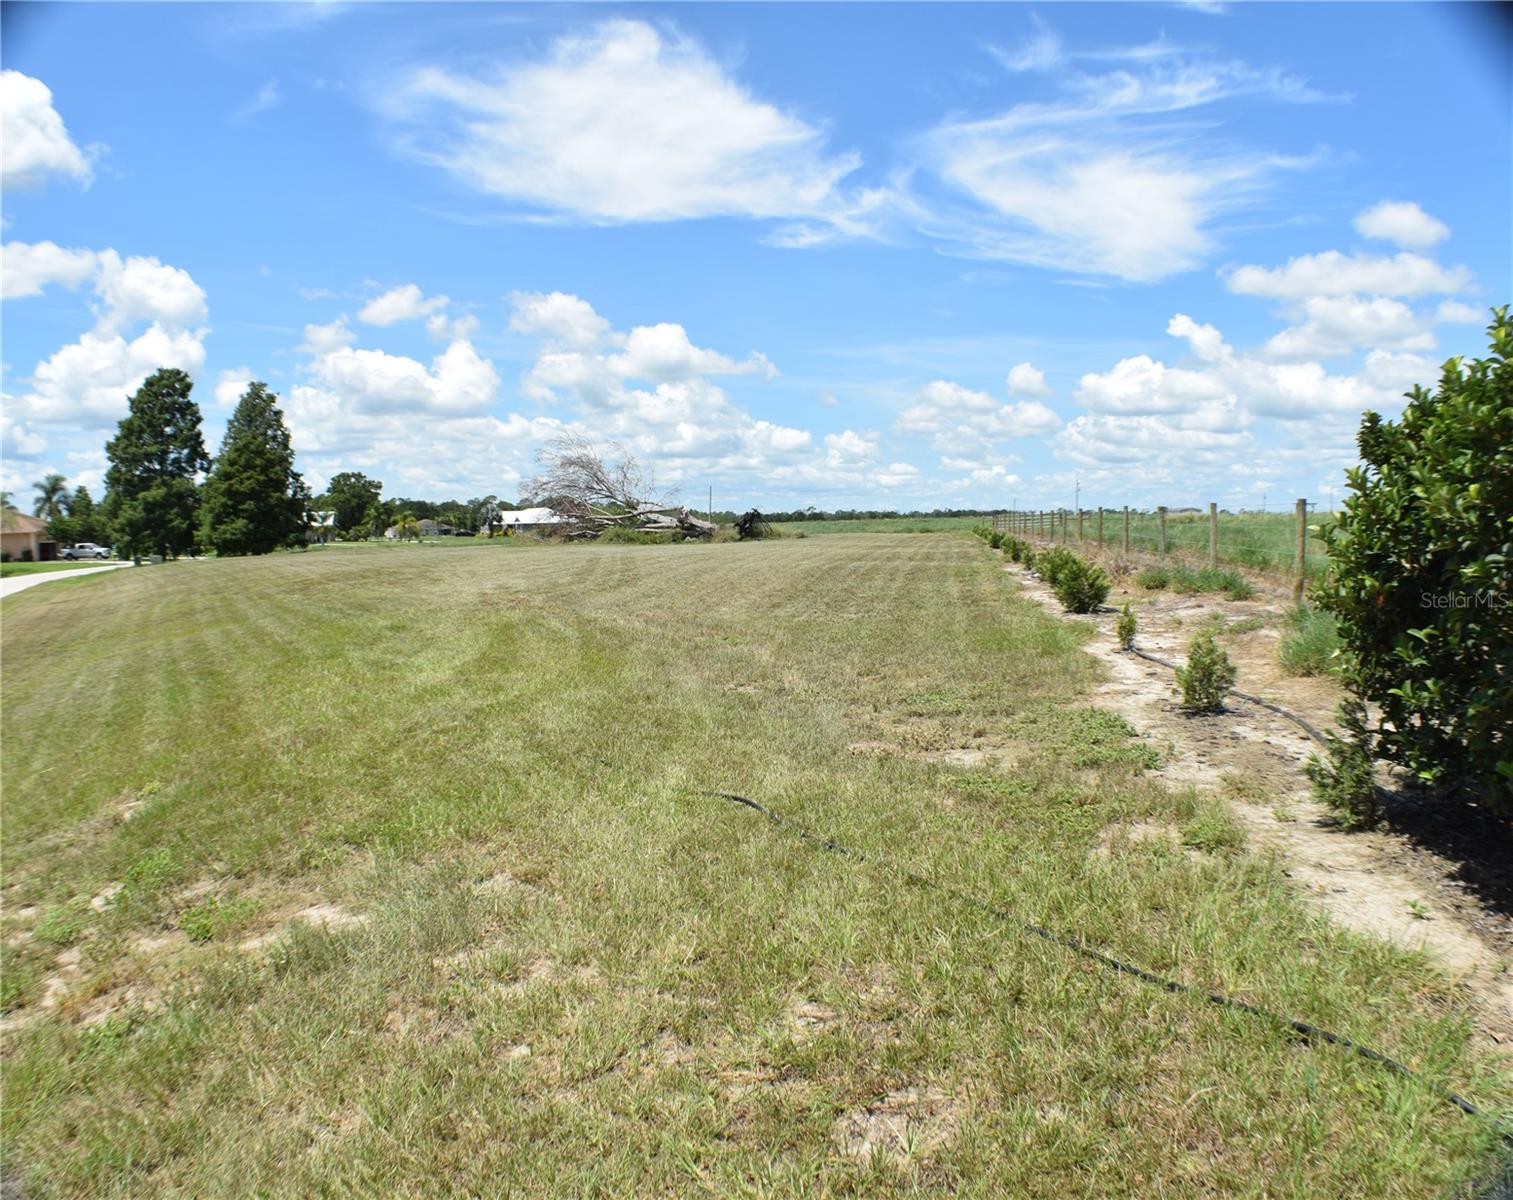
[{"x1": 993, "y1": 502, "x2": 1332, "y2": 600}]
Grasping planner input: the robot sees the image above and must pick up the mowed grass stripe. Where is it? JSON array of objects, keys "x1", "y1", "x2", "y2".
[{"x1": 1, "y1": 535, "x2": 1506, "y2": 1197}]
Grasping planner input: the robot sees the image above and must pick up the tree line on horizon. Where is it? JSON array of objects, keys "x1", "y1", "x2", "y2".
[
  {"x1": 11, "y1": 369, "x2": 539, "y2": 559},
  {"x1": 11, "y1": 368, "x2": 1029, "y2": 561}
]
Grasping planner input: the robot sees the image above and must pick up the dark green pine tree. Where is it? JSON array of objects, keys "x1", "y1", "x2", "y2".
[
  {"x1": 104, "y1": 368, "x2": 211, "y2": 559},
  {"x1": 202, "y1": 382, "x2": 307, "y2": 556}
]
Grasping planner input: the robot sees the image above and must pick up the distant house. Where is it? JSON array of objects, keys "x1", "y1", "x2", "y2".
[
  {"x1": 1, "y1": 508, "x2": 58, "y2": 561},
  {"x1": 490, "y1": 507, "x2": 564, "y2": 534}
]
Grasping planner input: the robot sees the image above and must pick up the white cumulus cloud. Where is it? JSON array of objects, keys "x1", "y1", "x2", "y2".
[
  {"x1": 1353, "y1": 200, "x2": 1449, "y2": 249},
  {"x1": 1, "y1": 71, "x2": 93, "y2": 190},
  {"x1": 897, "y1": 379, "x2": 1061, "y2": 451},
  {"x1": 1225, "y1": 250, "x2": 1471, "y2": 300},
  {"x1": 357, "y1": 283, "x2": 450, "y2": 326},
  {"x1": 1, "y1": 241, "x2": 100, "y2": 299},
  {"x1": 6, "y1": 246, "x2": 210, "y2": 426},
  {"x1": 1006, "y1": 362, "x2": 1051, "y2": 395}
]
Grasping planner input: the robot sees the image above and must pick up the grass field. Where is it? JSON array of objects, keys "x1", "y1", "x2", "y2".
[{"x1": 2, "y1": 536, "x2": 1506, "y2": 1197}]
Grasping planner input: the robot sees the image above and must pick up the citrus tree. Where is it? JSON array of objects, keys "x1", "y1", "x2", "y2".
[{"x1": 1313, "y1": 307, "x2": 1511, "y2": 815}]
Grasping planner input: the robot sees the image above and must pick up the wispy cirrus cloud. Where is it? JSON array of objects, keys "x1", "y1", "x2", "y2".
[{"x1": 905, "y1": 32, "x2": 1340, "y2": 281}]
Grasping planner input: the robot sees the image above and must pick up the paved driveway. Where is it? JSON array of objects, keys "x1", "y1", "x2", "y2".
[{"x1": 0, "y1": 563, "x2": 132, "y2": 599}]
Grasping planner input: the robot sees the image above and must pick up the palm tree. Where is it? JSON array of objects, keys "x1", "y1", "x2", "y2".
[{"x1": 32, "y1": 474, "x2": 68, "y2": 523}]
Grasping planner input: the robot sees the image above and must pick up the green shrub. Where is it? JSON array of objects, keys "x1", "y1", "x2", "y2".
[
  {"x1": 1035, "y1": 547, "x2": 1078, "y2": 588},
  {"x1": 1278, "y1": 606, "x2": 1342, "y2": 676},
  {"x1": 1313, "y1": 308, "x2": 1512, "y2": 811},
  {"x1": 1050, "y1": 556, "x2": 1111, "y2": 614},
  {"x1": 1175, "y1": 633, "x2": 1236, "y2": 713},
  {"x1": 1116, "y1": 602, "x2": 1137, "y2": 650},
  {"x1": 1304, "y1": 699, "x2": 1382, "y2": 829},
  {"x1": 988, "y1": 531, "x2": 1004, "y2": 550},
  {"x1": 1137, "y1": 567, "x2": 1170, "y2": 590},
  {"x1": 1021, "y1": 546, "x2": 1037, "y2": 571}
]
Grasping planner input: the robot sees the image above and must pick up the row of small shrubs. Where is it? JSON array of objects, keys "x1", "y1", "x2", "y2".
[{"x1": 977, "y1": 527, "x2": 1110, "y2": 613}]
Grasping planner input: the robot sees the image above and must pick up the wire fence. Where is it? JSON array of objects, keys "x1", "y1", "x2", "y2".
[{"x1": 993, "y1": 501, "x2": 1333, "y2": 600}]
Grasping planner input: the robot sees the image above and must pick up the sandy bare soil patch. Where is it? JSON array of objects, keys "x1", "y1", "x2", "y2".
[{"x1": 1005, "y1": 557, "x2": 1513, "y2": 1043}]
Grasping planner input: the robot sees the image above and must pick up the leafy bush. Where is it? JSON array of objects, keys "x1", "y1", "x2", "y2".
[
  {"x1": 1050, "y1": 556, "x2": 1111, "y2": 614},
  {"x1": 1312, "y1": 308, "x2": 1512, "y2": 811},
  {"x1": 988, "y1": 531, "x2": 1004, "y2": 550},
  {"x1": 1175, "y1": 633, "x2": 1236, "y2": 713},
  {"x1": 1278, "y1": 606, "x2": 1342, "y2": 676},
  {"x1": 1116, "y1": 602, "x2": 1137, "y2": 650},
  {"x1": 1304, "y1": 699, "x2": 1382, "y2": 829},
  {"x1": 19, "y1": 548, "x2": 33, "y2": 563},
  {"x1": 1137, "y1": 567, "x2": 1169, "y2": 590}
]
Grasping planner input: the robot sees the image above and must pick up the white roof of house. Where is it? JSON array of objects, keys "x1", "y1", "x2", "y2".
[{"x1": 496, "y1": 507, "x2": 564, "y2": 525}]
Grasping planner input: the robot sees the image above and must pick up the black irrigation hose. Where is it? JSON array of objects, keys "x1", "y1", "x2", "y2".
[
  {"x1": 1121, "y1": 642, "x2": 1416, "y2": 813},
  {"x1": 1125, "y1": 643, "x2": 1332, "y2": 747},
  {"x1": 706, "y1": 789, "x2": 1510, "y2": 1140}
]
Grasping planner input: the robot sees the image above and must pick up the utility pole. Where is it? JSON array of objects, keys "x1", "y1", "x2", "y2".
[{"x1": 708, "y1": 485, "x2": 713, "y2": 525}]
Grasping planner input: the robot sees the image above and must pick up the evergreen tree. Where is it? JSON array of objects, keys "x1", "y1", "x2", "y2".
[
  {"x1": 202, "y1": 382, "x2": 307, "y2": 555},
  {"x1": 67, "y1": 485, "x2": 104, "y2": 545},
  {"x1": 104, "y1": 368, "x2": 210, "y2": 559}
]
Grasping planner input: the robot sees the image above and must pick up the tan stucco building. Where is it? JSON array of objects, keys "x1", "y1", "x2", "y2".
[{"x1": 1, "y1": 508, "x2": 57, "y2": 561}]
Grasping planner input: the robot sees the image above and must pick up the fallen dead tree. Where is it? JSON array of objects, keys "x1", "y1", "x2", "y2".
[{"x1": 525, "y1": 435, "x2": 715, "y2": 540}]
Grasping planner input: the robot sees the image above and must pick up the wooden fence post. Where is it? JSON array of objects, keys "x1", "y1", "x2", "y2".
[
  {"x1": 1122, "y1": 506, "x2": 1130, "y2": 556},
  {"x1": 1208, "y1": 502, "x2": 1218, "y2": 568},
  {"x1": 1157, "y1": 506, "x2": 1168, "y2": 558},
  {"x1": 1076, "y1": 508, "x2": 1084, "y2": 543},
  {"x1": 1293, "y1": 498, "x2": 1307, "y2": 605},
  {"x1": 1096, "y1": 506, "x2": 1104, "y2": 548}
]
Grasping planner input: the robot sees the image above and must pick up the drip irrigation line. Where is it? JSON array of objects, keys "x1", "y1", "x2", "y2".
[
  {"x1": 705, "y1": 790, "x2": 1509, "y2": 1140},
  {"x1": 1121, "y1": 640, "x2": 1411, "y2": 810},
  {"x1": 1125, "y1": 644, "x2": 1331, "y2": 746}
]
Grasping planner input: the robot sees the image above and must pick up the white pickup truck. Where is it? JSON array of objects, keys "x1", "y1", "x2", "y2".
[{"x1": 59, "y1": 543, "x2": 112, "y2": 560}]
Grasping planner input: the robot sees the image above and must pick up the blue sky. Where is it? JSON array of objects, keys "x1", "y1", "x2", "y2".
[{"x1": 3, "y1": 2, "x2": 1509, "y2": 513}]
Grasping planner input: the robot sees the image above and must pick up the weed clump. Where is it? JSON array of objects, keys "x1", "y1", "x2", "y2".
[
  {"x1": 1175, "y1": 633, "x2": 1236, "y2": 713},
  {"x1": 1279, "y1": 606, "x2": 1342, "y2": 676},
  {"x1": 1137, "y1": 567, "x2": 1170, "y2": 590}
]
